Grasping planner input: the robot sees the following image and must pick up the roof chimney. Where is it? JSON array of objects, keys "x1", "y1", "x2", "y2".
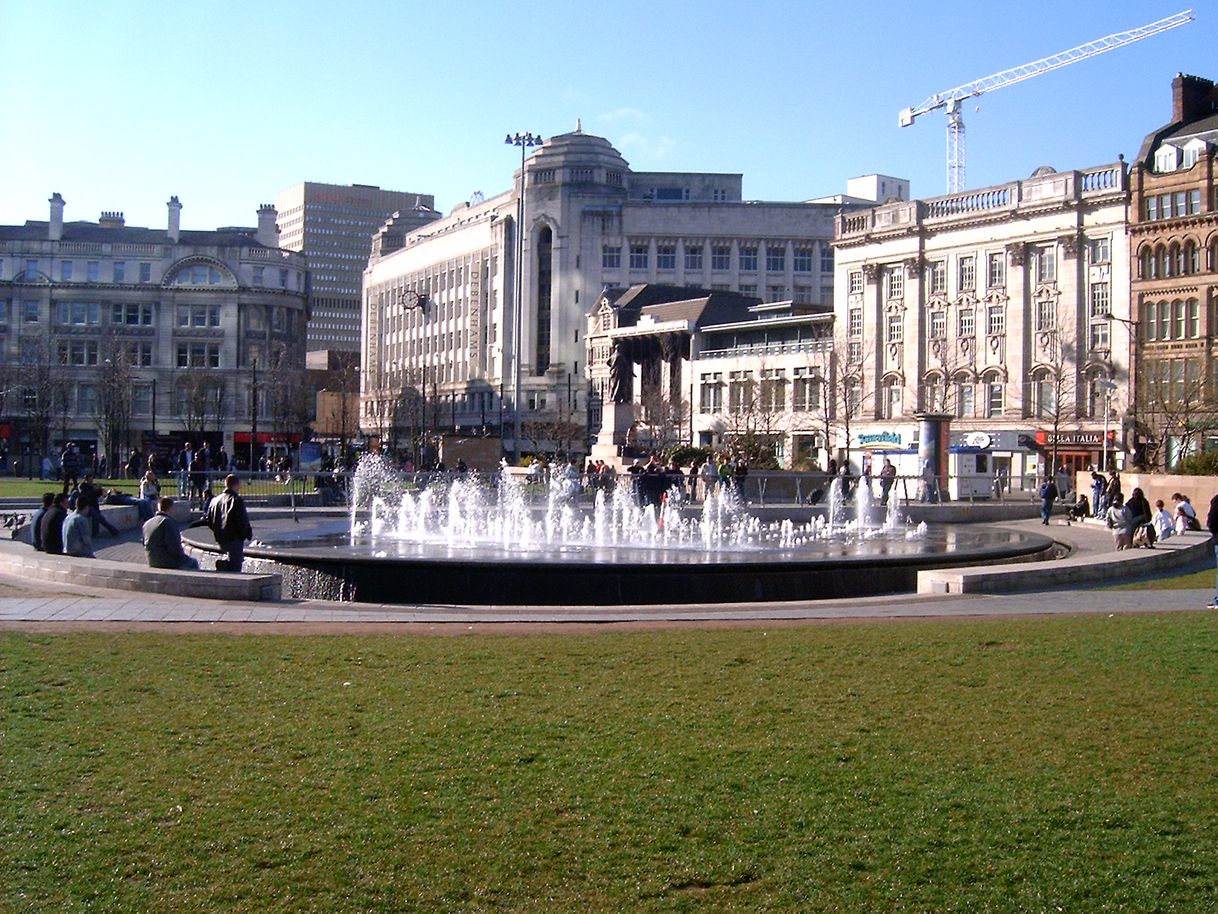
[
  {"x1": 99, "y1": 211, "x2": 125, "y2": 228},
  {"x1": 48, "y1": 193, "x2": 65, "y2": 241},
  {"x1": 256, "y1": 203, "x2": 279, "y2": 248},
  {"x1": 167, "y1": 196, "x2": 182, "y2": 243},
  {"x1": 1172, "y1": 72, "x2": 1217, "y2": 124}
]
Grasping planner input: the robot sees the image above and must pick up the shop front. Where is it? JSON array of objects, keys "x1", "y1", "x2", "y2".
[{"x1": 1034, "y1": 429, "x2": 1118, "y2": 478}]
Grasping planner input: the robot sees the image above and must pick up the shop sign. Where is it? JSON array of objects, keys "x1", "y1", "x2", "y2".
[
  {"x1": 1034, "y1": 430, "x2": 1112, "y2": 447},
  {"x1": 858, "y1": 431, "x2": 902, "y2": 447},
  {"x1": 965, "y1": 432, "x2": 992, "y2": 448}
]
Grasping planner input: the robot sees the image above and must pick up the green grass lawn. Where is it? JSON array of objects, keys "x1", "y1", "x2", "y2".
[
  {"x1": 1106, "y1": 564, "x2": 1215, "y2": 591},
  {"x1": 4, "y1": 616, "x2": 1218, "y2": 912}
]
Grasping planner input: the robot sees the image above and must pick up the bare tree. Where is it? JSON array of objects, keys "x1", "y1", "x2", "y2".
[
  {"x1": 809, "y1": 328, "x2": 873, "y2": 468},
  {"x1": 17, "y1": 338, "x2": 61, "y2": 457},
  {"x1": 95, "y1": 336, "x2": 134, "y2": 464},
  {"x1": 266, "y1": 345, "x2": 311, "y2": 456},
  {"x1": 1027, "y1": 307, "x2": 1080, "y2": 477},
  {"x1": 177, "y1": 369, "x2": 225, "y2": 441},
  {"x1": 1137, "y1": 357, "x2": 1218, "y2": 470}
]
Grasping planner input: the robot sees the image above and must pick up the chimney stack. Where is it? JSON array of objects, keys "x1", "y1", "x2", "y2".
[
  {"x1": 256, "y1": 203, "x2": 279, "y2": 248},
  {"x1": 99, "y1": 211, "x2": 125, "y2": 228},
  {"x1": 48, "y1": 193, "x2": 65, "y2": 241},
  {"x1": 1171, "y1": 72, "x2": 1216, "y2": 124},
  {"x1": 167, "y1": 196, "x2": 182, "y2": 243}
]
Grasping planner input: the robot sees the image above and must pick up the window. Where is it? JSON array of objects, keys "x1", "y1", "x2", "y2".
[
  {"x1": 131, "y1": 384, "x2": 154, "y2": 417},
  {"x1": 929, "y1": 310, "x2": 946, "y2": 339},
  {"x1": 1035, "y1": 298, "x2": 1056, "y2": 332},
  {"x1": 738, "y1": 284, "x2": 756, "y2": 295},
  {"x1": 1089, "y1": 282, "x2": 1109, "y2": 319},
  {"x1": 1033, "y1": 373, "x2": 1057, "y2": 418},
  {"x1": 1174, "y1": 192, "x2": 1187, "y2": 219},
  {"x1": 820, "y1": 246, "x2": 834, "y2": 272},
  {"x1": 886, "y1": 312, "x2": 903, "y2": 342},
  {"x1": 1153, "y1": 145, "x2": 1179, "y2": 173},
  {"x1": 570, "y1": 167, "x2": 594, "y2": 183},
  {"x1": 886, "y1": 269, "x2": 904, "y2": 300},
  {"x1": 139, "y1": 262, "x2": 152, "y2": 283},
  {"x1": 126, "y1": 342, "x2": 154, "y2": 367},
  {"x1": 1158, "y1": 300, "x2": 1170, "y2": 341},
  {"x1": 1189, "y1": 298, "x2": 1200, "y2": 338},
  {"x1": 727, "y1": 371, "x2": 754, "y2": 412},
  {"x1": 759, "y1": 368, "x2": 786, "y2": 411},
  {"x1": 848, "y1": 307, "x2": 863, "y2": 339},
  {"x1": 766, "y1": 246, "x2": 785, "y2": 272},
  {"x1": 700, "y1": 372, "x2": 723, "y2": 413},
  {"x1": 987, "y1": 304, "x2": 1005, "y2": 336},
  {"x1": 1189, "y1": 189, "x2": 1201, "y2": 215},
  {"x1": 655, "y1": 245, "x2": 676, "y2": 270},
  {"x1": 606, "y1": 170, "x2": 623, "y2": 187},
  {"x1": 882, "y1": 380, "x2": 902, "y2": 419},
  {"x1": 984, "y1": 374, "x2": 1004, "y2": 417},
  {"x1": 76, "y1": 384, "x2": 98, "y2": 416},
  {"x1": 1142, "y1": 301, "x2": 1157, "y2": 341},
  {"x1": 929, "y1": 260, "x2": 947, "y2": 294},
  {"x1": 1173, "y1": 299, "x2": 1186, "y2": 339},
  {"x1": 845, "y1": 379, "x2": 862, "y2": 417},
  {"x1": 793, "y1": 367, "x2": 820, "y2": 411},
  {"x1": 279, "y1": 269, "x2": 289, "y2": 288},
  {"x1": 793, "y1": 248, "x2": 814, "y2": 272},
  {"x1": 793, "y1": 285, "x2": 813, "y2": 304},
  {"x1": 176, "y1": 304, "x2": 220, "y2": 327},
  {"x1": 739, "y1": 246, "x2": 758, "y2": 272},
  {"x1": 1033, "y1": 246, "x2": 1056, "y2": 284},
  {"x1": 710, "y1": 245, "x2": 731, "y2": 271},
  {"x1": 57, "y1": 302, "x2": 101, "y2": 325},
  {"x1": 112, "y1": 303, "x2": 154, "y2": 326},
  {"x1": 1089, "y1": 321, "x2": 1109, "y2": 352},
  {"x1": 955, "y1": 378, "x2": 974, "y2": 418},
  {"x1": 21, "y1": 301, "x2": 39, "y2": 323},
  {"x1": 59, "y1": 261, "x2": 73, "y2": 282},
  {"x1": 86, "y1": 261, "x2": 99, "y2": 282},
  {"x1": 629, "y1": 244, "x2": 648, "y2": 270},
  {"x1": 957, "y1": 256, "x2": 975, "y2": 293},
  {"x1": 987, "y1": 252, "x2": 1005, "y2": 288},
  {"x1": 1089, "y1": 237, "x2": 1111, "y2": 264},
  {"x1": 253, "y1": 266, "x2": 265, "y2": 286},
  {"x1": 683, "y1": 246, "x2": 703, "y2": 271},
  {"x1": 113, "y1": 261, "x2": 126, "y2": 282},
  {"x1": 848, "y1": 271, "x2": 863, "y2": 295},
  {"x1": 1146, "y1": 196, "x2": 1159, "y2": 221},
  {"x1": 848, "y1": 341, "x2": 862, "y2": 364},
  {"x1": 958, "y1": 308, "x2": 975, "y2": 338},
  {"x1": 58, "y1": 341, "x2": 99, "y2": 366},
  {"x1": 24, "y1": 259, "x2": 38, "y2": 277},
  {"x1": 176, "y1": 342, "x2": 220, "y2": 368}
]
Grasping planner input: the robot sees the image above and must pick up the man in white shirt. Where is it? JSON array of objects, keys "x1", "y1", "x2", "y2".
[{"x1": 1152, "y1": 499, "x2": 1175, "y2": 542}]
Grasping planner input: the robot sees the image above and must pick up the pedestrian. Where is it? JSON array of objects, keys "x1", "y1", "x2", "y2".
[
  {"x1": 879, "y1": 458, "x2": 897, "y2": 506},
  {"x1": 1091, "y1": 470, "x2": 1107, "y2": 517},
  {"x1": 63, "y1": 499, "x2": 95, "y2": 558},
  {"x1": 203, "y1": 474, "x2": 253, "y2": 573},
  {"x1": 40, "y1": 493, "x2": 69, "y2": 555},
  {"x1": 1038, "y1": 475, "x2": 1059, "y2": 525},
  {"x1": 216, "y1": 446, "x2": 229, "y2": 474},
  {"x1": 1107, "y1": 495, "x2": 1130, "y2": 550},
  {"x1": 699, "y1": 458, "x2": 718, "y2": 500},
  {"x1": 126, "y1": 449, "x2": 141, "y2": 480},
  {"x1": 1124, "y1": 487, "x2": 1152, "y2": 545},
  {"x1": 191, "y1": 442, "x2": 211, "y2": 509},
  {"x1": 1207, "y1": 491, "x2": 1218, "y2": 609},
  {"x1": 177, "y1": 441, "x2": 194, "y2": 501},
  {"x1": 60, "y1": 442, "x2": 81, "y2": 494},
  {"x1": 143, "y1": 497, "x2": 199, "y2": 570},
  {"x1": 29, "y1": 492, "x2": 54, "y2": 552},
  {"x1": 40, "y1": 454, "x2": 52, "y2": 481},
  {"x1": 1105, "y1": 471, "x2": 1122, "y2": 510}
]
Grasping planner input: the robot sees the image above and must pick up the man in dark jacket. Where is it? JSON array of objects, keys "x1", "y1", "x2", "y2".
[
  {"x1": 204, "y1": 475, "x2": 252, "y2": 572},
  {"x1": 1207, "y1": 493, "x2": 1218, "y2": 609},
  {"x1": 143, "y1": 497, "x2": 199, "y2": 570},
  {"x1": 30, "y1": 492, "x2": 54, "y2": 551},
  {"x1": 1039, "y1": 477, "x2": 1059, "y2": 525},
  {"x1": 41, "y1": 493, "x2": 69, "y2": 555},
  {"x1": 77, "y1": 474, "x2": 119, "y2": 537},
  {"x1": 60, "y1": 443, "x2": 81, "y2": 494}
]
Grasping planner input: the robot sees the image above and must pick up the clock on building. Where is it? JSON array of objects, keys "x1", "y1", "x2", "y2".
[{"x1": 398, "y1": 289, "x2": 422, "y2": 310}]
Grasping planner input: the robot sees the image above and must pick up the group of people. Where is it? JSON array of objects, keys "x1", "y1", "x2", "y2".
[{"x1": 27, "y1": 474, "x2": 253, "y2": 574}]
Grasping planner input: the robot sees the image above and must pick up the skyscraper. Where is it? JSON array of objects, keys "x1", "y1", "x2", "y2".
[{"x1": 275, "y1": 182, "x2": 436, "y2": 352}]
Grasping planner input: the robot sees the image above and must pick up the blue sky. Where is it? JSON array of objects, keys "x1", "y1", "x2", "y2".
[{"x1": 0, "y1": 0, "x2": 1211, "y2": 231}]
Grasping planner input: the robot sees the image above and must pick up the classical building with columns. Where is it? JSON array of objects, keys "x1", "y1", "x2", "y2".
[
  {"x1": 832, "y1": 161, "x2": 1132, "y2": 492},
  {"x1": 0, "y1": 194, "x2": 307, "y2": 467},
  {"x1": 361, "y1": 128, "x2": 881, "y2": 456}
]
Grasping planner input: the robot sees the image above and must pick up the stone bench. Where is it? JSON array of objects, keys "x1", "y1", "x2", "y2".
[
  {"x1": 918, "y1": 529, "x2": 1212, "y2": 595},
  {"x1": 0, "y1": 540, "x2": 281, "y2": 601}
]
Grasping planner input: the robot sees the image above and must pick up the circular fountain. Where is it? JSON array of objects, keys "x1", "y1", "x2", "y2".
[{"x1": 193, "y1": 456, "x2": 1055, "y2": 606}]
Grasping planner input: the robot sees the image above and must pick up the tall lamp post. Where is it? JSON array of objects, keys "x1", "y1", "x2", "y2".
[
  {"x1": 504, "y1": 131, "x2": 543, "y2": 463},
  {"x1": 1104, "y1": 311, "x2": 1139, "y2": 467},
  {"x1": 1097, "y1": 378, "x2": 1118, "y2": 471}
]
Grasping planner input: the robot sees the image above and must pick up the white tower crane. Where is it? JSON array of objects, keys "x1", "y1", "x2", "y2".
[{"x1": 899, "y1": 9, "x2": 1194, "y2": 193}]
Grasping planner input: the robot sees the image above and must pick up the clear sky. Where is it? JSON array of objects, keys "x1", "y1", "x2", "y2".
[{"x1": 0, "y1": 0, "x2": 1212, "y2": 232}]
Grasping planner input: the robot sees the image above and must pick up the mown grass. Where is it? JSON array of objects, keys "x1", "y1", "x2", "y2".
[
  {"x1": 0, "y1": 477, "x2": 138, "y2": 498},
  {"x1": 1106, "y1": 563, "x2": 1216, "y2": 591},
  {"x1": 4, "y1": 616, "x2": 1218, "y2": 912}
]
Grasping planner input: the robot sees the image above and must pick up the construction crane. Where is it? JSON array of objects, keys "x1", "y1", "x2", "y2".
[{"x1": 899, "y1": 9, "x2": 1194, "y2": 193}]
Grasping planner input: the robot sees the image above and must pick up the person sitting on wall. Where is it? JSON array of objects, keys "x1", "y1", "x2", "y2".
[
  {"x1": 63, "y1": 499, "x2": 95, "y2": 558},
  {"x1": 143, "y1": 497, "x2": 199, "y2": 571},
  {"x1": 41, "y1": 493, "x2": 69, "y2": 555},
  {"x1": 29, "y1": 492, "x2": 54, "y2": 552}
]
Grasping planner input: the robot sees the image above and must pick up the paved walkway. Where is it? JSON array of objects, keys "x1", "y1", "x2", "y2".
[{"x1": 0, "y1": 514, "x2": 1210, "y2": 633}]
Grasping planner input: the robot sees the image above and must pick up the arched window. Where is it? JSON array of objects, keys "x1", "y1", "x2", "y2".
[
  {"x1": 1085, "y1": 373, "x2": 1113, "y2": 420},
  {"x1": 1184, "y1": 241, "x2": 1200, "y2": 275},
  {"x1": 1159, "y1": 245, "x2": 1172, "y2": 278},
  {"x1": 982, "y1": 371, "x2": 1004, "y2": 418},
  {"x1": 953, "y1": 372, "x2": 975, "y2": 419},
  {"x1": 1031, "y1": 369, "x2": 1058, "y2": 419},
  {"x1": 1173, "y1": 244, "x2": 1186, "y2": 276},
  {"x1": 881, "y1": 375, "x2": 903, "y2": 419},
  {"x1": 921, "y1": 372, "x2": 945, "y2": 412}
]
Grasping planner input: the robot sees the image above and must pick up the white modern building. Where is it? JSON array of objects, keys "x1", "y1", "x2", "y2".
[
  {"x1": 832, "y1": 162, "x2": 1132, "y2": 492},
  {"x1": 361, "y1": 128, "x2": 881, "y2": 456},
  {"x1": 0, "y1": 194, "x2": 308, "y2": 467}
]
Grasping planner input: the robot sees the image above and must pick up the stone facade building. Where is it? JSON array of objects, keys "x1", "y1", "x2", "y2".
[
  {"x1": 1129, "y1": 73, "x2": 1218, "y2": 467},
  {"x1": 833, "y1": 161, "x2": 1131, "y2": 492},
  {"x1": 0, "y1": 194, "x2": 308, "y2": 466},
  {"x1": 361, "y1": 128, "x2": 873, "y2": 457},
  {"x1": 276, "y1": 182, "x2": 435, "y2": 352}
]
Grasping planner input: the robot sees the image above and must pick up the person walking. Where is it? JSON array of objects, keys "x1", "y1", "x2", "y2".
[
  {"x1": 879, "y1": 458, "x2": 897, "y2": 506},
  {"x1": 29, "y1": 492, "x2": 54, "y2": 552},
  {"x1": 204, "y1": 474, "x2": 253, "y2": 573},
  {"x1": 1208, "y1": 491, "x2": 1218, "y2": 609},
  {"x1": 63, "y1": 500, "x2": 95, "y2": 558},
  {"x1": 60, "y1": 442, "x2": 81, "y2": 494},
  {"x1": 40, "y1": 493, "x2": 69, "y2": 555},
  {"x1": 1038, "y1": 476, "x2": 1059, "y2": 525},
  {"x1": 699, "y1": 458, "x2": 718, "y2": 500},
  {"x1": 143, "y1": 497, "x2": 199, "y2": 570},
  {"x1": 1091, "y1": 470, "x2": 1107, "y2": 518},
  {"x1": 177, "y1": 441, "x2": 194, "y2": 502}
]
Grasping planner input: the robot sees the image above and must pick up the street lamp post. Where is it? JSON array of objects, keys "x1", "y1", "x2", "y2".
[
  {"x1": 1098, "y1": 378, "x2": 1119, "y2": 471},
  {"x1": 249, "y1": 358, "x2": 259, "y2": 472},
  {"x1": 504, "y1": 131, "x2": 543, "y2": 463},
  {"x1": 1103, "y1": 311, "x2": 1140, "y2": 467}
]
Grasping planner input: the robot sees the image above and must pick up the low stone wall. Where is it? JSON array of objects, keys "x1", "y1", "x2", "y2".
[{"x1": 1075, "y1": 471, "x2": 1218, "y2": 515}]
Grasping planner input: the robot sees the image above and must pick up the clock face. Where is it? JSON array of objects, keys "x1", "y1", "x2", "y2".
[{"x1": 400, "y1": 290, "x2": 421, "y2": 310}]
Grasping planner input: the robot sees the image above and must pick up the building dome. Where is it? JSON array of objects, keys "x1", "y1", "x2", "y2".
[{"x1": 1029, "y1": 165, "x2": 1058, "y2": 177}]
